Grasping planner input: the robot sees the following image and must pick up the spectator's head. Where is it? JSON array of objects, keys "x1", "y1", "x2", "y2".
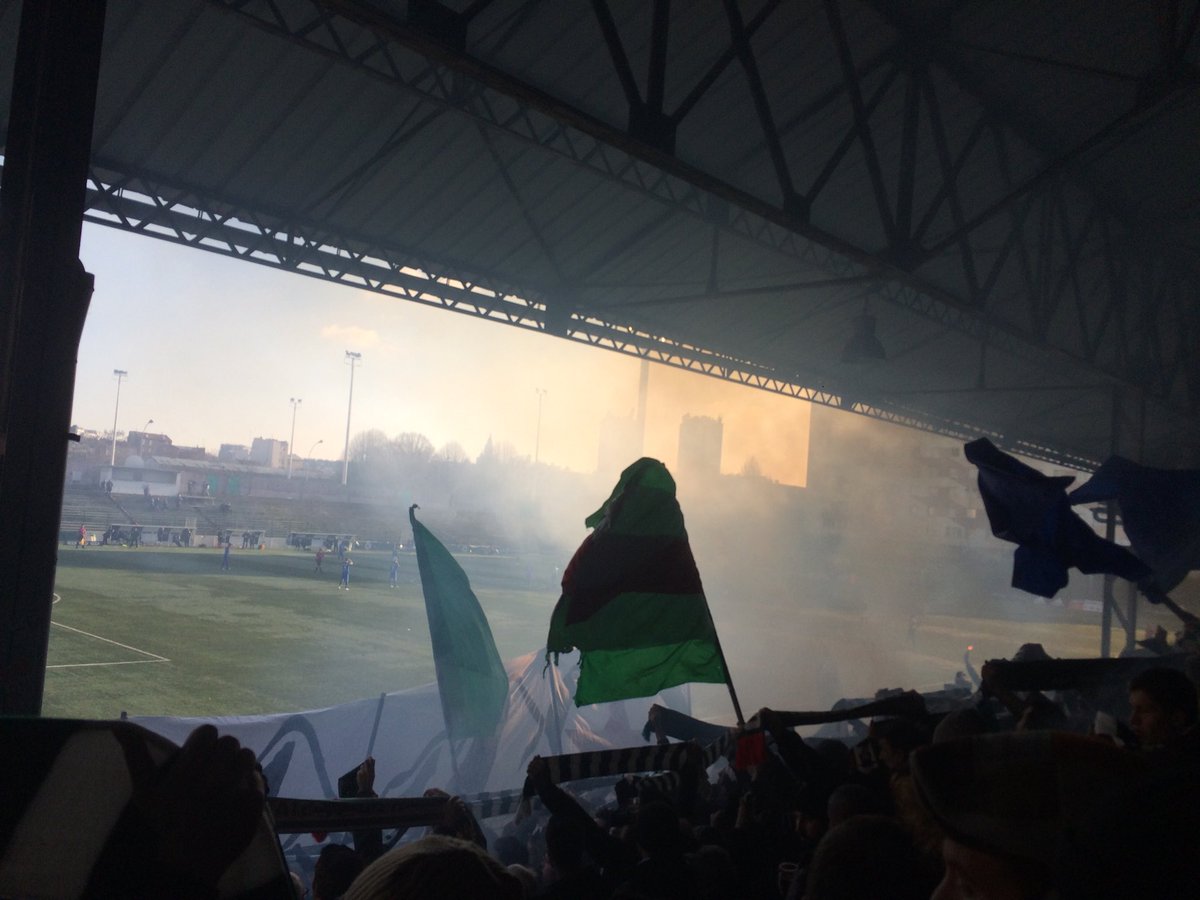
[
  {"x1": 912, "y1": 732, "x2": 1146, "y2": 900},
  {"x1": 1128, "y1": 667, "x2": 1198, "y2": 748},
  {"x1": 870, "y1": 718, "x2": 929, "y2": 773},
  {"x1": 687, "y1": 844, "x2": 737, "y2": 900},
  {"x1": 1056, "y1": 767, "x2": 1200, "y2": 900},
  {"x1": 1012, "y1": 643, "x2": 1052, "y2": 663},
  {"x1": 805, "y1": 815, "x2": 936, "y2": 900},
  {"x1": 544, "y1": 813, "x2": 586, "y2": 875},
  {"x1": 491, "y1": 834, "x2": 528, "y2": 868},
  {"x1": 505, "y1": 863, "x2": 538, "y2": 898},
  {"x1": 342, "y1": 835, "x2": 522, "y2": 900},
  {"x1": 1017, "y1": 694, "x2": 1069, "y2": 733},
  {"x1": 313, "y1": 843, "x2": 364, "y2": 900},
  {"x1": 633, "y1": 801, "x2": 682, "y2": 858},
  {"x1": 613, "y1": 776, "x2": 638, "y2": 808},
  {"x1": 933, "y1": 708, "x2": 990, "y2": 744},
  {"x1": 795, "y1": 794, "x2": 828, "y2": 842},
  {"x1": 825, "y1": 782, "x2": 883, "y2": 828},
  {"x1": 810, "y1": 737, "x2": 853, "y2": 776},
  {"x1": 933, "y1": 835, "x2": 1050, "y2": 900}
]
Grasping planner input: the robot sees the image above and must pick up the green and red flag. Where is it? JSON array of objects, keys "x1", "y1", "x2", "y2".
[
  {"x1": 547, "y1": 458, "x2": 728, "y2": 706},
  {"x1": 410, "y1": 506, "x2": 509, "y2": 741}
]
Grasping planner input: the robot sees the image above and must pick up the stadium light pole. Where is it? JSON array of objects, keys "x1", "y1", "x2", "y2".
[
  {"x1": 342, "y1": 351, "x2": 361, "y2": 486},
  {"x1": 534, "y1": 387, "x2": 547, "y2": 464},
  {"x1": 287, "y1": 397, "x2": 302, "y2": 479},
  {"x1": 110, "y1": 369, "x2": 127, "y2": 466}
]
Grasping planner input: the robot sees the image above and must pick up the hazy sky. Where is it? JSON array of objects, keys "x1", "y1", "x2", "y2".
[{"x1": 74, "y1": 225, "x2": 810, "y2": 485}]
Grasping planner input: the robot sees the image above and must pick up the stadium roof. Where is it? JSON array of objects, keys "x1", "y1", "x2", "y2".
[{"x1": 2, "y1": 0, "x2": 1198, "y2": 468}]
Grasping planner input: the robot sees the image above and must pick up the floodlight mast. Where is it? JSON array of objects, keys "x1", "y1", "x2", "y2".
[
  {"x1": 342, "y1": 352, "x2": 361, "y2": 486},
  {"x1": 287, "y1": 398, "x2": 302, "y2": 479},
  {"x1": 110, "y1": 369, "x2": 127, "y2": 466}
]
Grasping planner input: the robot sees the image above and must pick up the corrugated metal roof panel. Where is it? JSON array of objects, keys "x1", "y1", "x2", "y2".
[{"x1": 3, "y1": 0, "x2": 1196, "y2": 467}]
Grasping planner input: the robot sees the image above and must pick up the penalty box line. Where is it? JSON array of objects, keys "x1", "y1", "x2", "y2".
[{"x1": 48, "y1": 621, "x2": 170, "y2": 668}]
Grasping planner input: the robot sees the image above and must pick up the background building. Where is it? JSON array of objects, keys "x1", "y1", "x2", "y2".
[{"x1": 250, "y1": 437, "x2": 288, "y2": 468}]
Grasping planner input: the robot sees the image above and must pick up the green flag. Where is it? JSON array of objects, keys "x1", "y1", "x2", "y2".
[
  {"x1": 410, "y1": 506, "x2": 509, "y2": 741},
  {"x1": 547, "y1": 458, "x2": 728, "y2": 705}
]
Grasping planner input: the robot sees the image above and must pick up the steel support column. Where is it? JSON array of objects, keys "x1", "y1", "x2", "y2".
[
  {"x1": 1099, "y1": 387, "x2": 1119, "y2": 657},
  {"x1": 0, "y1": 0, "x2": 107, "y2": 714},
  {"x1": 1124, "y1": 580, "x2": 1139, "y2": 654}
]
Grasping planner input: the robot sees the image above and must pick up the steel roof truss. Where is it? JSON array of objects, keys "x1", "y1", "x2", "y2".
[
  {"x1": 197, "y1": 0, "x2": 1047, "y2": 383},
  {"x1": 76, "y1": 163, "x2": 1104, "y2": 466},
  {"x1": 669, "y1": 0, "x2": 783, "y2": 128},
  {"x1": 590, "y1": 0, "x2": 641, "y2": 109},
  {"x1": 724, "y1": 0, "x2": 796, "y2": 206},
  {"x1": 893, "y1": 62, "x2": 921, "y2": 253},
  {"x1": 177, "y1": 1, "x2": 1197, "y2": 427},
  {"x1": 825, "y1": 0, "x2": 896, "y2": 245},
  {"x1": 477, "y1": 122, "x2": 566, "y2": 282},
  {"x1": 803, "y1": 63, "x2": 900, "y2": 214},
  {"x1": 918, "y1": 73, "x2": 982, "y2": 298}
]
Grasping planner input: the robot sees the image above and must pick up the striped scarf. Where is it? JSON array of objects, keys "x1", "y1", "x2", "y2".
[
  {"x1": 0, "y1": 719, "x2": 292, "y2": 899},
  {"x1": 516, "y1": 731, "x2": 736, "y2": 820}
]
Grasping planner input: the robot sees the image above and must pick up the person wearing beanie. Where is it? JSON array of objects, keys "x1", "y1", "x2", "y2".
[{"x1": 911, "y1": 732, "x2": 1146, "y2": 900}]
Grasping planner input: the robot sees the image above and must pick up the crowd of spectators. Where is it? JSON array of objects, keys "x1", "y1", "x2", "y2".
[
  {"x1": 7, "y1": 650, "x2": 1199, "y2": 899},
  {"x1": 300, "y1": 654, "x2": 1200, "y2": 900}
]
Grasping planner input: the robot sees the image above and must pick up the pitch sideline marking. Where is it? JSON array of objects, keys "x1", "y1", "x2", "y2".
[{"x1": 46, "y1": 602, "x2": 170, "y2": 667}]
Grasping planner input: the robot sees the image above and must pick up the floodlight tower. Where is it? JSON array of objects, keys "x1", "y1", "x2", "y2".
[
  {"x1": 342, "y1": 351, "x2": 361, "y2": 486},
  {"x1": 110, "y1": 369, "x2": 127, "y2": 466},
  {"x1": 287, "y1": 397, "x2": 302, "y2": 479}
]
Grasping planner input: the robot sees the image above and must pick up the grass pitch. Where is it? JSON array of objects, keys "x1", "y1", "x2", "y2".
[
  {"x1": 48, "y1": 546, "x2": 559, "y2": 718},
  {"x1": 47, "y1": 544, "x2": 1151, "y2": 722}
]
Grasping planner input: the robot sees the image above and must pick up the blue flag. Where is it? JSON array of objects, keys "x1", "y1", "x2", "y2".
[
  {"x1": 1069, "y1": 456, "x2": 1200, "y2": 595},
  {"x1": 964, "y1": 439, "x2": 1150, "y2": 597}
]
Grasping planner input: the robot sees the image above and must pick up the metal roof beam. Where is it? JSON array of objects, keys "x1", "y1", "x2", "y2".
[
  {"x1": 190, "y1": 0, "x2": 1197, "y2": 421},
  {"x1": 590, "y1": 0, "x2": 641, "y2": 109},
  {"x1": 867, "y1": 0, "x2": 1199, "y2": 266},
  {"x1": 477, "y1": 123, "x2": 567, "y2": 283},
  {"x1": 67, "y1": 160, "x2": 1119, "y2": 470},
  {"x1": 187, "y1": 2, "x2": 1056, "y2": 369},
  {"x1": 724, "y1": 0, "x2": 797, "y2": 208},
  {"x1": 825, "y1": 0, "x2": 896, "y2": 246}
]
